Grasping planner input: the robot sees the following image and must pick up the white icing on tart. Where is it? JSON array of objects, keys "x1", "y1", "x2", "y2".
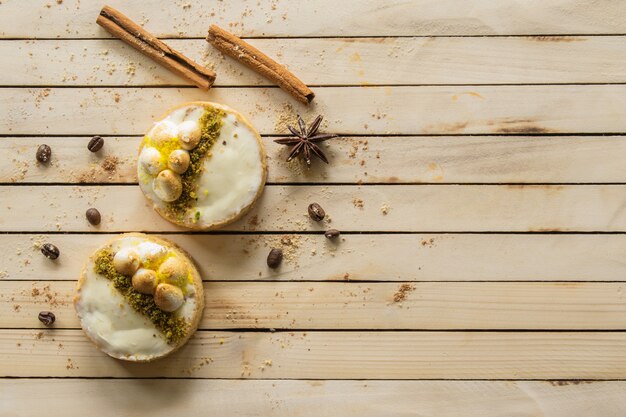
[
  {"x1": 138, "y1": 102, "x2": 267, "y2": 229},
  {"x1": 74, "y1": 234, "x2": 203, "y2": 362}
]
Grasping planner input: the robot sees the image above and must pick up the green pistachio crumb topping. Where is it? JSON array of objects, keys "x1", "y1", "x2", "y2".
[
  {"x1": 93, "y1": 248, "x2": 188, "y2": 344},
  {"x1": 167, "y1": 106, "x2": 225, "y2": 220}
]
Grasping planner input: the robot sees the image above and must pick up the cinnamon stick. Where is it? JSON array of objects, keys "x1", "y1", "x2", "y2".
[
  {"x1": 207, "y1": 24, "x2": 314, "y2": 104},
  {"x1": 97, "y1": 5, "x2": 216, "y2": 89}
]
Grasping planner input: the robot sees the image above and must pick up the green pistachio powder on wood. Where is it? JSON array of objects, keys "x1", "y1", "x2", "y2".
[
  {"x1": 166, "y1": 106, "x2": 225, "y2": 220},
  {"x1": 93, "y1": 249, "x2": 187, "y2": 344}
]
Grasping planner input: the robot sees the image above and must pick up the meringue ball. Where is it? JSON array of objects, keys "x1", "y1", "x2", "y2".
[
  {"x1": 178, "y1": 120, "x2": 202, "y2": 150},
  {"x1": 153, "y1": 169, "x2": 183, "y2": 202},
  {"x1": 131, "y1": 268, "x2": 158, "y2": 295},
  {"x1": 136, "y1": 242, "x2": 168, "y2": 267},
  {"x1": 168, "y1": 149, "x2": 190, "y2": 174},
  {"x1": 154, "y1": 283, "x2": 184, "y2": 312},
  {"x1": 157, "y1": 256, "x2": 188, "y2": 287},
  {"x1": 150, "y1": 121, "x2": 179, "y2": 146},
  {"x1": 139, "y1": 147, "x2": 165, "y2": 175},
  {"x1": 113, "y1": 248, "x2": 141, "y2": 276}
]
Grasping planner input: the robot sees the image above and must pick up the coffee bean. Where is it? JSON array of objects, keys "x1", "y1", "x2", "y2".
[
  {"x1": 325, "y1": 229, "x2": 341, "y2": 239},
  {"x1": 308, "y1": 203, "x2": 325, "y2": 221},
  {"x1": 86, "y1": 208, "x2": 101, "y2": 225},
  {"x1": 41, "y1": 243, "x2": 60, "y2": 260},
  {"x1": 267, "y1": 248, "x2": 283, "y2": 268},
  {"x1": 87, "y1": 136, "x2": 104, "y2": 152},
  {"x1": 38, "y1": 311, "x2": 56, "y2": 326},
  {"x1": 36, "y1": 144, "x2": 52, "y2": 163}
]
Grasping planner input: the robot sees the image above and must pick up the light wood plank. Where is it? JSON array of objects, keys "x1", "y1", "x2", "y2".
[
  {"x1": 3, "y1": 37, "x2": 625, "y2": 86},
  {"x1": 3, "y1": 329, "x2": 626, "y2": 378},
  {"x1": 3, "y1": 233, "x2": 624, "y2": 282},
  {"x1": 3, "y1": 86, "x2": 626, "y2": 135},
  {"x1": 2, "y1": 0, "x2": 625, "y2": 38},
  {"x1": 2, "y1": 185, "x2": 626, "y2": 232},
  {"x1": 4, "y1": 281, "x2": 626, "y2": 330},
  {"x1": 3, "y1": 379, "x2": 626, "y2": 417},
  {"x1": 5, "y1": 136, "x2": 626, "y2": 184}
]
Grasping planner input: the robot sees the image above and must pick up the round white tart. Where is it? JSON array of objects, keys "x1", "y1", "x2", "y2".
[
  {"x1": 74, "y1": 233, "x2": 204, "y2": 362},
  {"x1": 138, "y1": 102, "x2": 267, "y2": 229}
]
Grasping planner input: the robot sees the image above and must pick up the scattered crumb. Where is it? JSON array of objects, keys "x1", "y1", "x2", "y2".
[
  {"x1": 421, "y1": 238, "x2": 435, "y2": 248},
  {"x1": 393, "y1": 284, "x2": 415, "y2": 303},
  {"x1": 352, "y1": 198, "x2": 364, "y2": 209},
  {"x1": 101, "y1": 156, "x2": 119, "y2": 172},
  {"x1": 380, "y1": 203, "x2": 390, "y2": 215},
  {"x1": 274, "y1": 103, "x2": 296, "y2": 133},
  {"x1": 126, "y1": 63, "x2": 136, "y2": 76},
  {"x1": 66, "y1": 358, "x2": 78, "y2": 370},
  {"x1": 182, "y1": 356, "x2": 213, "y2": 375}
]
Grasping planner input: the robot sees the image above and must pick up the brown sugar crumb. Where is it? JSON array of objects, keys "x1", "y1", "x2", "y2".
[
  {"x1": 248, "y1": 215, "x2": 259, "y2": 227},
  {"x1": 101, "y1": 156, "x2": 119, "y2": 172},
  {"x1": 34, "y1": 88, "x2": 51, "y2": 108},
  {"x1": 274, "y1": 103, "x2": 296, "y2": 133},
  {"x1": 393, "y1": 284, "x2": 415, "y2": 303},
  {"x1": 182, "y1": 356, "x2": 213, "y2": 375},
  {"x1": 126, "y1": 63, "x2": 137, "y2": 76},
  {"x1": 29, "y1": 284, "x2": 64, "y2": 307},
  {"x1": 352, "y1": 198, "x2": 364, "y2": 209},
  {"x1": 13, "y1": 304, "x2": 21, "y2": 312},
  {"x1": 35, "y1": 332, "x2": 44, "y2": 340},
  {"x1": 421, "y1": 238, "x2": 435, "y2": 248},
  {"x1": 66, "y1": 358, "x2": 78, "y2": 370},
  {"x1": 380, "y1": 203, "x2": 390, "y2": 215},
  {"x1": 264, "y1": 235, "x2": 302, "y2": 267},
  {"x1": 113, "y1": 92, "x2": 120, "y2": 103}
]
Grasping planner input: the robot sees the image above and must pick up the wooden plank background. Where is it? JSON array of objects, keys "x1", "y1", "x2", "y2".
[{"x1": 2, "y1": 0, "x2": 626, "y2": 415}]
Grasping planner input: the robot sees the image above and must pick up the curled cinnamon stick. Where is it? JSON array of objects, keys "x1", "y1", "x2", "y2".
[
  {"x1": 97, "y1": 5, "x2": 216, "y2": 89},
  {"x1": 207, "y1": 24, "x2": 314, "y2": 104}
]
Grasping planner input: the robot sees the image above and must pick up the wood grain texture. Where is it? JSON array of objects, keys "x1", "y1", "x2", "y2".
[
  {"x1": 3, "y1": 233, "x2": 624, "y2": 282},
  {"x1": 4, "y1": 281, "x2": 626, "y2": 330},
  {"x1": 2, "y1": 0, "x2": 625, "y2": 38},
  {"x1": 2, "y1": 36, "x2": 625, "y2": 86},
  {"x1": 3, "y1": 329, "x2": 626, "y2": 378},
  {"x1": 2, "y1": 185, "x2": 626, "y2": 232},
  {"x1": 5, "y1": 136, "x2": 626, "y2": 184},
  {"x1": 2, "y1": 379, "x2": 626, "y2": 417},
  {"x1": 3, "y1": 86, "x2": 626, "y2": 135}
]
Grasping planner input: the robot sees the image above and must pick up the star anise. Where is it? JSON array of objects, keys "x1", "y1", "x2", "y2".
[{"x1": 274, "y1": 115, "x2": 337, "y2": 166}]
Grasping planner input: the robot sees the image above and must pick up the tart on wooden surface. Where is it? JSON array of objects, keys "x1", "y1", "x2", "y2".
[
  {"x1": 137, "y1": 101, "x2": 267, "y2": 229},
  {"x1": 74, "y1": 233, "x2": 204, "y2": 362}
]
